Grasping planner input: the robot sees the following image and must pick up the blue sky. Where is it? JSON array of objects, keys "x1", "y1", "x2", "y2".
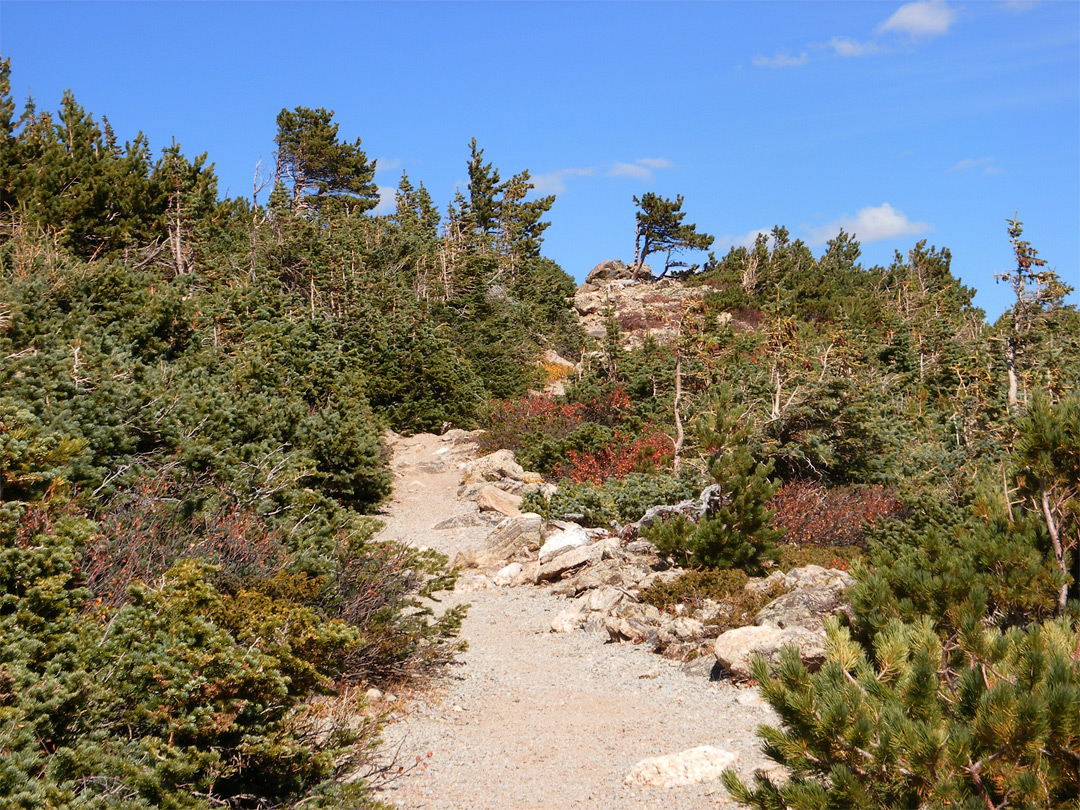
[{"x1": 3, "y1": 0, "x2": 1077, "y2": 319}]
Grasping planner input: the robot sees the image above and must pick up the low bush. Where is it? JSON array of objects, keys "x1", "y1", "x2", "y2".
[
  {"x1": 770, "y1": 480, "x2": 907, "y2": 547},
  {"x1": 776, "y1": 543, "x2": 864, "y2": 572},
  {"x1": 641, "y1": 567, "x2": 787, "y2": 634},
  {"x1": 522, "y1": 471, "x2": 699, "y2": 528}
]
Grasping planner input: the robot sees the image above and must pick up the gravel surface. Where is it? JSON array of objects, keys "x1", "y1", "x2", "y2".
[{"x1": 371, "y1": 433, "x2": 779, "y2": 810}]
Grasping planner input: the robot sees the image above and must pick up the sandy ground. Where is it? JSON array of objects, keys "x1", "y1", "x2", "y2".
[{"x1": 370, "y1": 433, "x2": 777, "y2": 810}]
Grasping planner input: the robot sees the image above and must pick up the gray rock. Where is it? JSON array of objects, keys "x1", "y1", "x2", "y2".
[
  {"x1": 452, "y1": 513, "x2": 543, "y2": 569},
  {"x1": 432, "y1": 512, "x2": 488, "y2": 530},
  {"x1": 713, "y1": 625, "x2": 827, "y2": 679},
  {"x1": 536, "y1": 542, "x2": 603, "y2": 582},
  {"x1": 754, "y1": 586, "x2": 848, "y2": 631}
]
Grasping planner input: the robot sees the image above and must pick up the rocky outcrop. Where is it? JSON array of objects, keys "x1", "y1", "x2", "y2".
[
  {"x1": 574, "y1": 260, "x2": 712, "y2": 350},
  {"x1": 710, "y1": 564, "x2": 856, "y2": 679}
]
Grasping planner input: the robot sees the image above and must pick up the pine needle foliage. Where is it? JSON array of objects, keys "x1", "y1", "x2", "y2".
[{"x1": 722, "y1": 616, "x2": 1080, "y2": 810}]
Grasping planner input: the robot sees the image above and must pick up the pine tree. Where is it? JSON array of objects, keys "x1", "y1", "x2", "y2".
[
  {"x1": 274, "y1": 106, "x2": 378, "y2": 216},
  {"x1": 632, "y1": 192, "x2": 714, "y2": 278}
]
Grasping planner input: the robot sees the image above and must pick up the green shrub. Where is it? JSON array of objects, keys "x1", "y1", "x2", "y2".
[
  {"x1": 724, "y1": 616, "x2": 1080, "y2": 810},
  {"x1": 776, "y1": 543, "x2": 864, "y2": 572},
  {"x1": 642, "y1": 391, "x2": 783, "y2": 572},
  {"x1": 522, "y1": 471, "x2": 699, "y2": 527},
  {"x1": 849, "y1": 500, "x2": 1064, "y2": 641}
]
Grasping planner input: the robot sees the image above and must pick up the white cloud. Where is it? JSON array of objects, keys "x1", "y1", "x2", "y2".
[
  {"x1": 637, "y1": 157, "x2": 675, "y2": 169},
  {"x1": 605, "y1": 158, "x2": 676, "y2": 181},
  {"x1": 374, "y1": 185, "x2": 396, "y2": 215},
  {"x1": 373, "y1": 157, "x2": 403, "y2": 174},
  {"x1": 718, "y1": 227, "x2": 773, "y2": 251},
  {"x1": 807, "y1": 203, "x2": 931, "y2": 245},
  {"x1": 949, "y1": 157, "x2": 1000, "y2": 174},
  {"x1": 876, "y1": 1, "x2": 957, "y2": 38},
  {"x1": 530, "y1": 167, "x2": 596, "y2": 195},
  {"x1": 828, "y1": 37, "x2": 882, "y2": 57},
  {"x1": 752, "y1": 50, "x2": 810, "y2": 68},
  {"x1": 607, "y1": 162, "x2": 653, "y2": 180}
]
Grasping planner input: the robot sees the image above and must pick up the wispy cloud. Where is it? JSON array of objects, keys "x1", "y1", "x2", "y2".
[
  {"x1": 530, "y1": 167, "x2": 595, "y2": 195},
  {"x1": 807, "y1": 203, "x2": 931, "y2": 245},
  {"x1": 876, "y1": 1, "x2": 957, "y2": 38},
  {"x1": 827, "y1": 37, "x2": 882, "y2": 58},
  {"x1": 948, "y1": 157, "x2": 1001, "y2": 174},
  {"x1": 607, "y1": 162, "x2": 653, "y2": 180},
  {"x1": 605, "y1": 158, "x2": 676, "y2": 181},
  {"x1": 752, "y1": 50, "x2": 810, "y2": 69},
  {"x1": 718, "y1": 227, "x2": 773, "y2": 251},
  {"x1": 754, "y1": 1, "x2": 957, "y2": 69},
  {"x1": 374, "y1": 185, "x2": 396, "y2": 215}
]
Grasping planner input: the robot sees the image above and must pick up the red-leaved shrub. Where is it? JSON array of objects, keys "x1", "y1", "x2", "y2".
[{"x1": 770, "y1": 481, "x2": 906, "y2": 547}]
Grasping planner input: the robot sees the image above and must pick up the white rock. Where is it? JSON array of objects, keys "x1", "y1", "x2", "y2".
[
  {"x1": 539, "y1": 523, "x2": 591, "y2": 561},
  {"x1": 550, "y1": 610, "x2": 586, "y2": 634},
  {"x1": 492, "y1": 562, "x2": 524, "y2": 586},
  {"x1": 624, "y1": 745, "x2": 739, "y2": 788}
]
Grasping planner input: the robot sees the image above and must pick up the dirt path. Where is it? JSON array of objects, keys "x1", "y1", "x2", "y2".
[{"x1": 371, "y1": 432, "x2": 777, "y2": 810}]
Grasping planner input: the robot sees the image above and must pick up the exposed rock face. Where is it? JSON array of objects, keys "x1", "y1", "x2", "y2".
[
  {"x1": 574, "y1": 261, "x2": 711, "y2": 350},
  {"x1": 624, "y1": 745, "x2": 739, "y2": 789},
  {"x1": 452, "y1": 513, "x2": 543, "y2": 569}
]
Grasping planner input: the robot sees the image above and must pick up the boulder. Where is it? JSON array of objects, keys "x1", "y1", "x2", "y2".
[
  {"x1": 431, "y1": 512, "x2": 489, "y2": 530},
  {"x1": 713, "y1": 625, "x2": 827, "y2": 679},
  {"x1": 605, "y1": 616, "x2": 656, "y2": 644},
  {"x1": 476, "y1": 485, "x2": 523, "y2": 517},
  {"x1": 452, "y1": 513, "x2": 543, "y2": 569},
  {"x1": 584, "y1": 259, "x2": 635, "y2": 285},
  {"x1": 624, "y1": 746, "x2": 738, "y2": 789},
  {"x1": 536, "y1": 542, "x2": 603, "y2": 582},
  {"x1": 459, "y1": 449, "x2": 531, "y2": 497},
  {"x1": 754, "y1": 586, "x2": 848, "y2": 631},
  {"x1": 538, "y1": 522, "x2": 591, "y2": 561}
]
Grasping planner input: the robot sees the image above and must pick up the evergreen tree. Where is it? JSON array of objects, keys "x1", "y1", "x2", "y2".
[
  {"x1": 274, "y1": 106, "x2": 378, "y2": 216},
  {"x1": 632, "y1": 191, "x2": 714, "y2": 278}
]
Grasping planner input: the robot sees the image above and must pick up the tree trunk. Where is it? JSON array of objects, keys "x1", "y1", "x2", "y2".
[
  {"x1": 672, "y1": 356, "x2": 684, "y2": 474},
  {"x1": 1005, "y1": 337, "x2": 1019, "y2": 412},
  {"x1": 1040, "y1": 487, "x2": 1069, "y2": 614}
]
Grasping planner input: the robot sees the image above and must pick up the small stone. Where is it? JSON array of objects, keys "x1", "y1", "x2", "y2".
[{"x1": 364, "y1": 687, "x2": 383, "y2": 702}]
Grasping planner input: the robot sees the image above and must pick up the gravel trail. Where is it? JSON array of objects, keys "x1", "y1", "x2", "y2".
[{"x1": 372, "y1": 433, "x2": 777, "y2": 810}]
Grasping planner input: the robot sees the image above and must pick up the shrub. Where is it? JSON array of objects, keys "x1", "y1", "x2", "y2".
[
  {"x1": 776, "y1": 543, "x2": 864, "y2": 572},
  {"x1": 770, "y1": 480, "x2": 907, "y2": 548},
  {"x1": 523, "y1": 471, "x2": 699, "y2": 528},
  {"x1": 643, "y1": 391, "x2": 783, "y2": 573},
  {"x1": 724, "y1": 616, "x2": 1080, "y2": 810},
  {"x1": 480, "y1": 385, "x2": 657, "y2": 476},
  {"x1": 849, "y1": 502, "x2": 1064, "y2": 641},
  {"x1": 641, "y1": 568, "x2": 787, "y2": 634}
]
